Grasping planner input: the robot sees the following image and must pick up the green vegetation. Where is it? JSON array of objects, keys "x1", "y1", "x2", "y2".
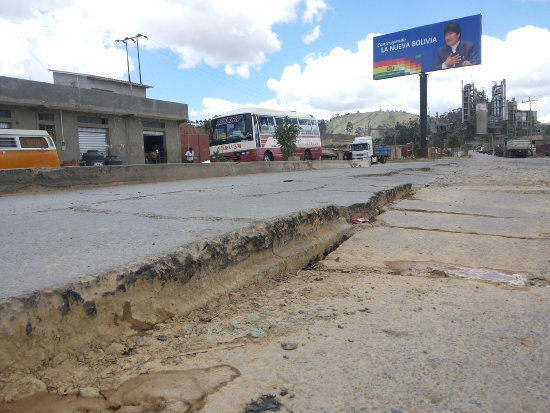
[
  {"x1": 446, "y1": 132, "x2": 463, "y2": 149},
  {"x1": 212, "y1": 151, "x2": 227, "y2": 162},
  {"x1": 318, "y1": 119, "x2": 327, "y2": 138},
  {"x1": 383, "y1": 119, "x2": 420, "y2": 145},
  {"x1": 274, "y1": 116, "x2": 300, "y2": 160}
]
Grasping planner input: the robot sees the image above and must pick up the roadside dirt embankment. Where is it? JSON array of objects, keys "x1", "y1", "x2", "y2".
[{"x1": 0, "y1": 184, "x2": 411, "y2": 382}]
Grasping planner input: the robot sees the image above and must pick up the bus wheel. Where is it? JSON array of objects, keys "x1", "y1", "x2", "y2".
[
  {"x1": 304, "y1": 150, "x2": 312, "y2": 161},
  {"x1": 263, "y1": 151, "x2": 273, "y2": 161}
]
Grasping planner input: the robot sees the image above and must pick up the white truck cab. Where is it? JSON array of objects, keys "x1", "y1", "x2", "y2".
[{"x1": 351, "y1": 136, "x2": 374, "y2": 161}]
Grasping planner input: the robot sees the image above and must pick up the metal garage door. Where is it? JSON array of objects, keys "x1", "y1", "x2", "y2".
[{"x1": 78, "y1": 127, "x2": 108, "y2": 154}]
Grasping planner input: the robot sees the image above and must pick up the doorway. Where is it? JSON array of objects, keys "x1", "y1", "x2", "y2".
[{"x1": 144, "y1": 133, "x2": 166, "y2": 163}]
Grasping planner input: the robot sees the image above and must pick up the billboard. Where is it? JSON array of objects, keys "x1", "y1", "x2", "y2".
[{"x1": 373, "y1": 14, "x2": 481, "y2": 80}]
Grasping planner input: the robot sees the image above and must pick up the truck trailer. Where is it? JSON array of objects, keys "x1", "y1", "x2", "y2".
[{"x1": 504, "y1": 138, "x2": 531, "y2": 158}]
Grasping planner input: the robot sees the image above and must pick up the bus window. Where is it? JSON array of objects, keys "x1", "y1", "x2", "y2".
[
  {"x1": 299, "y1": 119, "x2": 312, "y2": 135},
  {"x1": 0, "y1": 136, "x2": 17, "y2": 148},
  {"x1": 211, "y1": 114, "x2": 253, "y2": 143},
  {"x1": 275, "y1": 117, "x2": 299, "y2": 128},
  {"x1": 259, "y1": 116, "x2": 275, "y2": 133},
  {"x1": 20, "y1": 136, "x2": 49, "y2": 148},
  {"x1": 311, "y1": 120, "x2": 320, "y2": 136},
  {"x1": 253, "y1": 115, "x2": 261, "y2": 147}
]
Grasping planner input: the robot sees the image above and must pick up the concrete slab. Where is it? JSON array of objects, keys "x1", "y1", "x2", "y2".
[{"x1": 0, "y1": 160, "x2": 447, "y2": 299}]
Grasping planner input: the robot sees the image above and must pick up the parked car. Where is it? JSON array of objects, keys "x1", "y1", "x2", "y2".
[{"x1": 0, "y1": 129, "x2": 60, "y2": 169}]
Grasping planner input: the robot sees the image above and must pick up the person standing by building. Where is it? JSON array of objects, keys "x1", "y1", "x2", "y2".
[{"x1": 185, "y1": 147, "x2": 195, "y2": 163}]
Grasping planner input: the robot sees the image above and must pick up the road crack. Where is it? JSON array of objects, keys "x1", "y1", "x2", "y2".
[
  {"x1": 383, "y1": 224, "x2": 549, "y2": 240},
  {"x1": 71, "y1": 206, "x2": 258, "y2": 223},
  {"x1": 389, "y1": 207, "x2": 521, "y2": 219}
]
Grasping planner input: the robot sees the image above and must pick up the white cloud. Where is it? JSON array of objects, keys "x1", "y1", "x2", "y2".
[
  {"x1": 0, "y1": 1, "x2": 134, "y2": 82},
  {"x1": 224, "y1": 64, "x2": 251, "y2": 78},
  {"x1": 200, "y1": 25, "x2": 550, "y2": 123},
  {"x1": 2, "y1": 2, "x2": 548, "y2": 124},
  {"x1": 303, "y1": 25, "x2": 321, "y2": 45},
  {"x1": 0, "y1": 0, "x2": 303, "y2": 81},
  {"x1": 263, "y1": 26, "x2": 550, "y2": 122},
  {"x1": 0, "y1": 0, "x2": 67, "y2": 22},
  {"x1": 198, "y1": 97, "x2": 282, "y2": 118},
  {"x1": 302, "y1": 0, "x2": 328, "y2": 23}
]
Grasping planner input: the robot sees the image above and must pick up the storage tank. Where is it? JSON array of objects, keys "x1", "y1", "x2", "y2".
[{"x1": 476, "y1": 103, "x2": 487, "y2": 135}]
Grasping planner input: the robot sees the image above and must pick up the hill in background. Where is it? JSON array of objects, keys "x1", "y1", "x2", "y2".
[{"x1": 324, "y1": 110, "x2": 419, "y2": 146}]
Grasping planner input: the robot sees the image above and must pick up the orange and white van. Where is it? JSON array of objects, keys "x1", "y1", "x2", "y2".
[{"x1": 0, "y1": 129, "x2": 60, "y2": 169}]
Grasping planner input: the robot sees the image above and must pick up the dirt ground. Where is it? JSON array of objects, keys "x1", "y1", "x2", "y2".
[{"x1": 1, "y1": 154, "x2": 549, "y2": 412}]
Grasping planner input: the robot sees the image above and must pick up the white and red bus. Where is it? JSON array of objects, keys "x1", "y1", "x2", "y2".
[{"x1": 209, "y1": 108, "x2": 322, "y2": 161}]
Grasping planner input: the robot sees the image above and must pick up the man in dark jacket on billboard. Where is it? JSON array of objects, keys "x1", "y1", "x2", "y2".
[{"x1": 432, "y1": 21, "x2": 479, "y2": 70}]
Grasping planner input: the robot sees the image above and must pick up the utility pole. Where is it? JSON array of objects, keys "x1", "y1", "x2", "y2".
[
  {"x1": 116, "y1": 34, "x2": 149, "y2": 89},
  {"x1": 133, "y1": 34, "x2": 148, "y2": 84},
  {"x1": 419, "y1": 73, "x2": 428, "y2": 148},
  {"x1": 521, "y1": 97, "x2": 538, "y2": 140},
  {"x1": 116, "y1": 37, "x2": 134, "y2": 93}
]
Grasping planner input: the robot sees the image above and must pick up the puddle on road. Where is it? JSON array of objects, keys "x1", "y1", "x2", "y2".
[
  {"x1": 386, "y1": 261, "x2": 529, "y2": 287},
  {"x1": 0, "y1": 365, "x2": 240, "y2": 413}
]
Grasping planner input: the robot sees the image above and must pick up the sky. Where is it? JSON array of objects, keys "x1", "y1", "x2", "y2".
[{"x1": 1, "y1": 0, "x2": 550, "y2": 123}]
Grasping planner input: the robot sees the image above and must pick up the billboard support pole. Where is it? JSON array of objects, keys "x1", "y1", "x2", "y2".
[{"x1": 420, "y1": 72, "x2": 428, "y2": 148}]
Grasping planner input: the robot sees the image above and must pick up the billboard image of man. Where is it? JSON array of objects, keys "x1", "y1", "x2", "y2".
[{"x1": 432, "y1": 21, "x2": 479, "y2": 70}]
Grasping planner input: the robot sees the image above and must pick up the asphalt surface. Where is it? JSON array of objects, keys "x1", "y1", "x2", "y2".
[
  {"x1": 0, "y1": 160, "x2": 444, "y2": 300},
  {"x1": 198, "y1": 152, "x2": 550, "y2": 412},
  {"x1": 1, "y1": 153, "x2": 549, "y2": 412}
]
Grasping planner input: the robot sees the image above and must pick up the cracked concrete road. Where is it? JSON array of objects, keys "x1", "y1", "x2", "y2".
[
  {"x1": 2, "y1": 153, "x2": 549, "y2": 412},
  {"x1": 196, "y1": 153, "x2": 550, "y2": 412},
  {"x1": 0, "y1": 161, "x2": 443, "y2": 300}
]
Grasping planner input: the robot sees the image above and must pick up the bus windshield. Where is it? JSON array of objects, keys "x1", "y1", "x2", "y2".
[{"x1": 210, "y1": 114, "x2": 253, "y2": 144}]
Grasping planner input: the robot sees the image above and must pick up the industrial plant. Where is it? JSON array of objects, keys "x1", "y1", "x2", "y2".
[{"x1": 461, "y1": 79, "x2": 543, "y2": 146}]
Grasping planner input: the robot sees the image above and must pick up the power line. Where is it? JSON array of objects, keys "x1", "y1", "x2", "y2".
[{"x1": 145, "y1": 37, "x2": 272, "y2": 102}]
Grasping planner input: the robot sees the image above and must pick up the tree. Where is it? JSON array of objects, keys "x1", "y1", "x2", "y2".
[
  {"x1": 393, "y1": 120, "x2": 420, "y2": 145},
  {"x1": 439, "y1": 108, "x2": 461, "y2": 124},
  {"x1": 346, "y1": 121, "x2": 353, "y2": 134},
  {"x1": 355, "y1": 127, "x2": 363, "y2": 136},
  {"x1": 463, "y1": 122, "x2": 475, "y2": 142},
  {"x1": 318, "y1": 119, "x2": 327, "y2": 138},
  {"x1": 382, "y1": 131, "x2": 395, "y2": 145},
  {"x1": 274, "y1": 116, "x2": 300, "y2": 160},
  {"x1": 201, "y1": 119, "x2": 211, "y2": 132},
  {"x1": 446, "y1": 132, "x2": 462, "y2": 149}
]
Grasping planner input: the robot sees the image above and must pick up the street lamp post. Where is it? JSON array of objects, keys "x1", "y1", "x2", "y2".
[{"x1": 134, "y1": 34, "x2": 148, "y2": 84}]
